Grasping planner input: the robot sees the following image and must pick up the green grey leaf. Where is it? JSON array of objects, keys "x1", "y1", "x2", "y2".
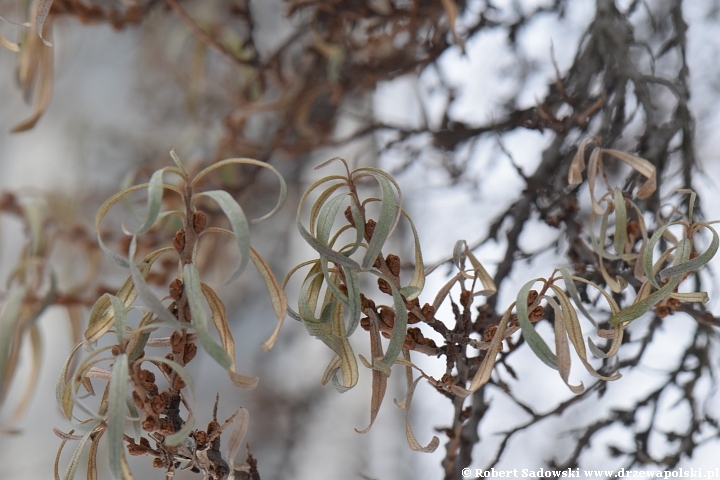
[
  {"x1": 613, "y1": 187, "x2": 627, "y2": 257},
  {"x1": 516, "y1": 279, "x2": 557, "y2": 370},
  {"x1": 195, "y1": 190, "x2": 251, "y2": 285},
  {"x1": 610, "y1": 239, "x2": 692, "y2": 325},
  {"x1": 109, "y1": 295, "x2": 127, "y2": 343},
  {"x1": 0, "y1": 283, "x2": 27, "y2": 405},
  {"x1": 108, "y1": 354, "x2": 128, "y2": 480},
  {"x1": 361, "y1": 173, "x2": 398, "y2": 269},
  {"x1": 61, "y1": 429, "x2": 94, "y2": 480},
  {"x1": 659, "y1": 225, "x2": 718, "y2": 281},
  {"x1": 128, "y1": 237, "x2": 180, "y2": 328},
  {"x1": 184, "y1": 264, "x2": 232, "y2": 369}
]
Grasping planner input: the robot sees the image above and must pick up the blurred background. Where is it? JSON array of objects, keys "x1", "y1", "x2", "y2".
[{"x1": 2, "y1": 0, "x2": 720, "y2": 479}]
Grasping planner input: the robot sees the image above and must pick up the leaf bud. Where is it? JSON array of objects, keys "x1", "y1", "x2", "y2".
[
  {"x1": 193, "y1": 210, "x2": 207, "y2": 233},
  {"x1": 483, "y1": 325, "x2": 497, "y2": 342},
  {"x1": 169, "y1": 279, "x2": 183, "y2": 301},
  {"x1": 422, "y1": 303, "x2": 435, "y2": 321},
  {"x1": 360, "y1": 317, "x2": 371, "y2": 330},
  {"x1": 142, "y1": 415, "x2": 159, "y2": 432},
  {"x1": 132, "y1": 391, "x2": 144, "y2": 409},
  {"x1": 385, "y1": 254, "x2": 401, "y2": 277},
  {"x1": 377, "y1": 278, "x2": 392, "y2": 295},
  {"x1": 151, "y1": 395, "x2": 165, "y2": 414},
  {"x1": 526, "y1": 289, "x2": 539, "y2": 306},
  {"x1": 172, "y1": 375, "x2": 186, "y2": 391},
  {"x1": 379, "y1": 307, "x2": 395, "y2": 328},
  {"x1": 667, "y1": 298, "x2": 681, "y2": 310},
  {"x1": 183, "y1": 342, "x2": 197, "y2": 363},
  {"x1": 170, "y1": 331, "x2": 184, "y2": 353},
  {"x1": 529, "y1": 305, "x2": 544, "y2": 322},
  {"x1": 365, "y1": 219, "x2": 376, "y2": 241},
  {"x1": 172, "y1": 229, "x2": 185, "y2": 253}
]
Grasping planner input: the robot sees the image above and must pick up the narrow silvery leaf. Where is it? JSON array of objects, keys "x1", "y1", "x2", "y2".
[
  {"x1": 298, "y1": 219, "x2": 361, "y2": 270},
  {"x1": 393, "y1": 377, "x2": 439, "y2": 452},
  {"x1": 134, "y1": 168, "x2": 167, "y2": 235},
  {"x1": 249, "y1": 247, "x2": 288, "y2": 351},
  {"x1": 96, "y1": 184, "x2": 151, "y2": 268},
  {"x1": 109, "y1": 296, "x2": 127, "y2": 343},
  {"x1": 296, "y1": 176, "x2": 360, "y2": 269},
  {"x1": 55, "y1": 342, "x2": 82, "y2": 413},
  {"x1": 195, "y1": 190, "x2": 251, "y2": 284},
  {"x1": 128, "y1": 312, "x2": 153, "y2": 363},
  {"x1": 128, "y1": 238, "x2": 179, "y2": 327},
  {"x1": 558, "y1": 268, "x2": 597, "y2": 327},
  {"x1": 347, "y1": 200, "x2": 366, "y2": 256},
  {"x1": 0, "y1": 283, "x2": 27, "y2": 403},
  {"x1": 36, "y1": 0, "x2": 55, "y2": 46},
  {"x1": 298, "y1": 175, "x2": 348, "y2": 234},
  {"x1": 355, "y1": 310, "x2": 388, "y2": 434},
  {"x1": 309, "y1": 183, "x2": 345, "y2": 237},
  {"x1": 108, "y1": 354, "x2": 128, "y2": 480},
  {"x1": 298, "y1": 272, "x2": 324, "y2": 324},
  {"x1": 315, "y1": 193, "x2": 355, "y2": 304},
  {"x1": 361, "y1": 173, "x2": 398, "y2": 269},
  {"x1": 343, "y1": 266, "x2": 362, "y2": 337},
  {"x1": 659, "y1": 225, "x2": 718, "y2": 281},
  {"x1": 468, "y1": 307, "x2": 512, "y2": 392},
  {"x1": 610, "y1": 239, "x2": 692, "y2": 326},
  {"x1": 8, "y1": 325, "x2": 42, "y2": 422},
  {"x1": 452, "y1": 240, "x2": 466, "y2": 271},
  {"x1": 0, "y1": 35, "x2": 20, "y2": 52},
  {"x1": 467, "y1": 249, "x2": 495, "y2": 296},
  {"x1": 603, "y1": 149, "x2": 657, "y2": 199},
  {"x1": 331, "y1": 301, "x2": 358, "y2": 391},
  {"x1": 589, "y1": 324, "x2": 624, "y2": 359},
  {"x1": 643, "y1": 223, "x2": 674, "y2": 289},
  {"x1": 568, "y1": 136, "x2": 596, "y2": 185},
  {"x1": 394, "y1": 208, "x2": 425, "y2": 301},
  {"x1": 550, "y1": 286, "x2": 620, "y2": 381},
  {"x1": 61, "y1": 430, "x2": 94, "y2": 480},
  {"x1": 225, "y1": 407, "x2": 250, "y2": 465},
  {"x1": 86, "y1": 248, "x2": 173, "y2": 343},
  {"x1": 200, "y1": 282, "x2": 258, "y2": 388},
  {"x1": 669, "y1": 292, "x2": 708, "y2": 303},
  {"x1": 125, "y1": 397, "x2": 142, "y2": 442},
  {"x1": 169, "y1": 149, "x2": 188, "y2": 177},
  {"x1": 87, "y1": 428, "x2": 106, "y2": 480},
  {"x1": 191, "y1": 158, "x2": 287, "y2": 222},
  {"x1": 184, "y1": 264, "x2": 232, "y2": 369},
  {"x1": 613, "y1": 187, "x2": 627, "y2": 257},
  {"x1": 547, "y1": 296, "x2": 584, "y2": 394},
  {"x1": 516, "y1": 279, "x2": 557, "y2": 370},
  {"x1": 22, "y1": 199, "x2": 45, "y2": 255}
]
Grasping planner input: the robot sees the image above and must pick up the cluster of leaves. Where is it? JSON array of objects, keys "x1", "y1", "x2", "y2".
[
  {"x1": 0, "y1": 190, "x2": 103, "y2": 433},
  {"x1": 288, "y1": 141, "x2": 718, "y2": 464},
  {"x1": 53, "y1": 153, "x2": 286, "y2": 479}
]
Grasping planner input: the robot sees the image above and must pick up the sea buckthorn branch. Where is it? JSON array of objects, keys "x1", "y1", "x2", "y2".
[
  {"x1": 54, "y1": 153, "x2": 287, "y2": 479},
  {"x1": 288, "y1": 140, "x2": 718, "y2": 468}
]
